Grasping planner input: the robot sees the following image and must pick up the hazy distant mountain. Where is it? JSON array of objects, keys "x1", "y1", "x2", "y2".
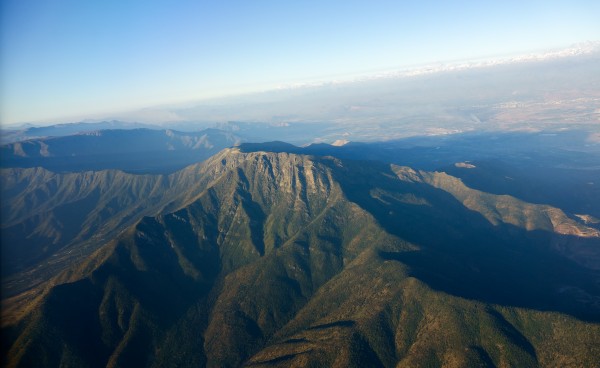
[
  {"x1": 3, "y1": 147, "x2": 599, "y2": 367},
  {"x1": 0, "y1": 121, "x2": 158, "y2": 144},
  {"x1": 4, "y1": 44, "x2": 598, "y2": 147},
  {"x1": 0, "y1": 128, "x2": 240, "y2": 174},
  {"x1": 112, "y1": 44, "x2": 600, "y2": 142}
]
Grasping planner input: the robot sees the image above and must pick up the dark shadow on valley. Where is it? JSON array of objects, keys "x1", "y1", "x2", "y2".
[{"x1": 320, "y1": 158, "x2": 600, "y2": 323}]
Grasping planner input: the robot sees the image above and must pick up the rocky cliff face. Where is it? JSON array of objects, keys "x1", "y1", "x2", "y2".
[{"x1": 3, "y1": 149, "x2": 600, "y2": 368}]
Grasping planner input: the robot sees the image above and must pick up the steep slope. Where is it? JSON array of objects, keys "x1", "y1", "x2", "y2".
[
  {"x1": 0, "y1": 149, "x2": 245, "y2": 295},
  {"x1": 3, "y1": 149, "x2": 600, "y2": 367}
]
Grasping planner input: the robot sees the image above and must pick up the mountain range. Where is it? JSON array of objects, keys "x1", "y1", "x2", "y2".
[
  {"x1": 2, "y1": 143, "x2": 599, "y2": 367},
  {"x1": 0, "y1": 128, "x2": 240, "y2": 174},
  {"x1": 0, "y1": 121, "x2": 160, "y2": 145}
]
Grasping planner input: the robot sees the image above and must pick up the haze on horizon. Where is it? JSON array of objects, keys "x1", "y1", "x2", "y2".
[{"x1": 1, "y1": 0, "x2": 599, "y2": 126}]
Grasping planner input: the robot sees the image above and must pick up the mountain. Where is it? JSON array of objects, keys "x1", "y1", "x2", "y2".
[
  {"x1": 0, "y1": 121, "x2": 158, "y2": 144},
  {"x1": 3, "y1": 147, "x2": 599, "y2": 367},
  {"x1": 0, "y1": 151, "x2": 248, "y2": 296},
  {"x1": 0, "y1": 128, "x2": 240, "y2": 174},
  {"x1": 237, "y1": 129, "x2": 600, "y2": 219}
]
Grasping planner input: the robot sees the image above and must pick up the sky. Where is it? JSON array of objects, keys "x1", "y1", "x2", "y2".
[{"x1": 1, "y1": 0, "x2": 599, "y2": 126}]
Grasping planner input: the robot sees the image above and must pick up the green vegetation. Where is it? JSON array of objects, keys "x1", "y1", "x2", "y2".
[{"x1": 2, "y1": 149, "x2": 600, "y2": 367}]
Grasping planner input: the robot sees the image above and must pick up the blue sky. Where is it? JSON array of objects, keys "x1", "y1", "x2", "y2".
[{"x1": 1, "y1": 0, "x2": 599, "y2": 125}]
